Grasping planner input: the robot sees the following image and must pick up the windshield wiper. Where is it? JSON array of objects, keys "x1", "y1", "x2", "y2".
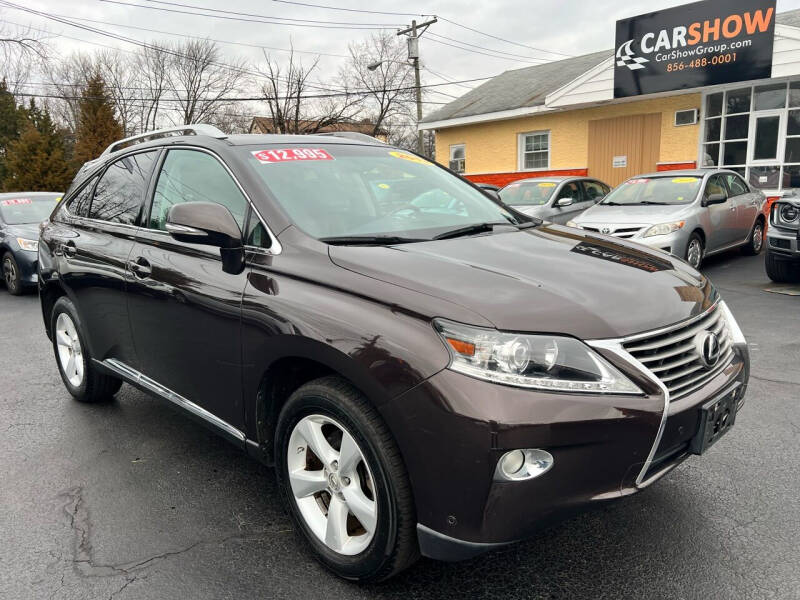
[
  {"x1": 601, "y1": 201, "x2": 623, "y2": 205},
  {"x1": 320, "y1": 235, "x2": 427, "y2": 246},
  {"x1": 632, "y1": 201, "x2": 670, "y2": 205},
  {"x1": 432, "y1": 221, "x2": 511, "y2": 240}
]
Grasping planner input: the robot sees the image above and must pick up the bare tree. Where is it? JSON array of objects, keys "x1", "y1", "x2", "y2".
[
  {"x1": 343, "y1": 33, "x2": 416, "y2": 137},
  {"x1": 166, "y1": 38, "x2": 246, "y2": 126},
  {"x1": 0, "y1": 18, "x2": 47, "y2": 63},
  {"x1": 43, "y1": 52, "x2": 96, "y2": 132},
  {"x1": 135, "y1": 43, "x2": 170, "y2": 132},
  {"x1": 257, "y1": 48, "x2": 360, "y2": 134},
  {"x1": 97, "y1": 49, "x2": 141, "y2": 135}
]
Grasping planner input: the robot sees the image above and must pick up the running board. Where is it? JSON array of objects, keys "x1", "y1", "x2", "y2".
[{"x1": 98, "y1": 358, "x2": 246, "y2": 447}]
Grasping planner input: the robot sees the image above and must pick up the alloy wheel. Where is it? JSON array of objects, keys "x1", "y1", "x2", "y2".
[
  {"x1": 3, "y1": 257, "x2": 16, "y2": 290},
  {"x1": 287, "y1": 414, "x2": 377, "y2": 556},
  {"x1": 752, "y1": 224, "x2": 764, "y2": 252},
  {"x1": 55, "y1": 313, "x2": 85, "y2": 387},
  {"x1": 686, "y1": 239, "x2": 703, "y2": 269}
]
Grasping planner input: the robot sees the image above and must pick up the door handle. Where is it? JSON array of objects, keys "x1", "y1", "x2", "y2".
[
  {"x1": 63, "y1": 241, "x2": 77, "y2": 257},
  {"x1": 129, "y1": 257, "x2": 152, "y2": 279}
]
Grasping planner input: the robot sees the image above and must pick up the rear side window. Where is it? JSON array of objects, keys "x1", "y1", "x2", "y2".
[
  {"x1": 582, "y1": 180, "x2": 607, "y2": 200},
  {"x1": 149, "y1": 149, "x2": 248, "y2": 231},
  {"x1": 90, "y1": 151, "x2": 158, "y2": 224},
  {"x1": 68, "y1": 176, "x2": 98, "y2": 218},
  {"x1": 725, "y1": 174, "x2": 749, "y2": 196}
]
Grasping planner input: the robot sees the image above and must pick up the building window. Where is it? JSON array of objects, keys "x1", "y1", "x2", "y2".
[
  {"x1": 519, "y1": 131, "x2": 550, "y2": 170},
  {"x1": 449, "y1": 144, "x2": 465, "y2": 173},
  {"x1": 700, "y1": 80, "x2": 800, "y2": 191}
]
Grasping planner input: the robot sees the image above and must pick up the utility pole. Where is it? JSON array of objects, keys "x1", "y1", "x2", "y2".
[{"x1": 397, "y1": 17, "x2": 437, "y2": 155}]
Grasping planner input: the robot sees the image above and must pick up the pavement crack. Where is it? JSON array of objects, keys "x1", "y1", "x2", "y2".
[
  {"x1": 749, "y1": 374, "x2": 800, "y2": 387},
  {"x1": 108, "y1": 576, "x2": 137, "y2": 600}
]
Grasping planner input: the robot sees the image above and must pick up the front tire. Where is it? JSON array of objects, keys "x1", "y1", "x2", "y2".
[
  {"x1": 742, "y1": 219, "x2": 765, "y2": 256},
  {"x1": 275, "y1": 376, "x2": 418, "y2": 582},
  {"x1": 685, "y1": 233, "x2": 704, "y2": 269},
  {"x1": 51, "y1": 297, "x2": 122, "y2": 403},
  {"x1": 3, "y1": 252, "x2": 23, "y2": 295},
  {"x1": 765, "y1": 249, "x2": 799, "y2": 283}
]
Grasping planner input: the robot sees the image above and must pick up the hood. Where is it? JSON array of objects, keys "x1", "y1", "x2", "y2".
[
  {"x1": 5, "y1": 223, "x2": 40, "y2": 240},
  {"x1": 329, "y1": 225, "x2": 716, "y2": 340},
  {"x1": 575, "y1": 203, "x2": 693, "y2": 226}
]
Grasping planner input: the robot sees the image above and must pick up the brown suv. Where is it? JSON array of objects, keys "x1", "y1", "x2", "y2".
[{"x1": 39, "y1": 126, "x2": 750, "y2": 582}]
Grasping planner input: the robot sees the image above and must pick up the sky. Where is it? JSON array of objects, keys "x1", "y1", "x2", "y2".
[{"x1": 4, "y1": 0, "x2": 800, "y2": 117}]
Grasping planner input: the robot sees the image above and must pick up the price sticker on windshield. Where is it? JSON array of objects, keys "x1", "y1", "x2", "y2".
[
  {"x1": 0, "y1": 198, "x2": 32, "y2": 206},
  {"x1": 626, "y1": 179, "x2": 649, "y2": 185},
  {"x1": 672, "y1": 177, "x2": 698, "y2": 183},
  {"x1": 537, "y1": 182, "x2": 556, "y2": 187},
  {"x1": 251, "y1": 148, "x2": 334, "y2": 164}
]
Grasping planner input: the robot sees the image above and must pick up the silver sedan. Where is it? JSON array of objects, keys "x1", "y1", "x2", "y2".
[
  {"x1": 498, "y1": 176, "x2": 610, "y2": 224},
  {"x1": 568, "y1": 169, "x2": 766, "y2": 269}
]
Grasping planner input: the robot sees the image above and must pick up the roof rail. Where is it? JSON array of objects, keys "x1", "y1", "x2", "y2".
[
  {"x1": 101, "y1": 124, "x2": 227, "y2": 156},
  {"x1": 314, "y1": 131, "x2": 386, "y2": 144}
]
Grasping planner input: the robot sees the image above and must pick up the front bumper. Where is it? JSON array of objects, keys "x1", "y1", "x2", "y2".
[
  {"x1": 631, "y1": 229, "x2": 688, "y2": 257},
  {"x1": 384, "y1": 341, "x2": 749, "y2": 561},
  {"x1": 767, "y1": 228, "x2": 800, "y2": 259},
  {"x1": 9, "y1": 248, "x2": 38, "y2": 286}
]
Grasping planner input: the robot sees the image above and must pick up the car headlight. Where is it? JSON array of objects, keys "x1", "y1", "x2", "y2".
[
  {"x1": 16, "y1": 237, "x2": 38, "y2": 252},
  {"x1": 566, "y1": 220, "x2": 580, "y2": 229},
  {"x1": 774, "y1": 202, "x2": 800, "y2": 229},
  {"x1": 434, "y1": 319, "x2": 642, "y2": 394},
  {"x1": 718, "y1": 301, "x2": 746, "y2": 346},
  {"x1": 642, "y1": 221, "x2": 685, "y2": 238}
]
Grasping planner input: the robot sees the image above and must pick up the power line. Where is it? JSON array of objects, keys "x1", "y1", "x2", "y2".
[
  {"x1": 56, "y1": 14, "x2": 350, "y2": 58},
  {"x1": 424, "y1": 36, "x2": 545, "y2": 65},
  {"x1": 99, "y1": 0, "x2": 403, "y2": 30},
  {"x1": 437, "y1": 16, "x2": 573, "y2": 58},
  {"x1": 421, "y1": 65, "x2": 477, "y2": 90},
  {"x1": 262, "y1": 0, "x2": 427, "y2": 18},
  {"x1": 428, "y1": 33, "x2": 551, "y2": 64}
]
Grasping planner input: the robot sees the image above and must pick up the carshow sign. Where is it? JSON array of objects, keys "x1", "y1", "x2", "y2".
[{"x1": 614, "y1": 0, "x2": 776, "y2": 98}]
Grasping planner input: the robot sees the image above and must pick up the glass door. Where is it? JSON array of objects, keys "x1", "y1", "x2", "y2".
[{"x1": 748, "y1": 110, "x2": 784, "y2": 189}]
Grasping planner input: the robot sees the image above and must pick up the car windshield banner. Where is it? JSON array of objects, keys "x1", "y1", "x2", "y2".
[{"x1": 614, "y1": 0, "x2": 776, "y2": 98}]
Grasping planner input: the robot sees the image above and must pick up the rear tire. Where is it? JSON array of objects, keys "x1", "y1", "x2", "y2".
[
  {"x1": 742, "y1": 219, "x2": 765, "y2": 256},
  {"x1": 685, "y1": 233, "x2": 704, "y2": 269},
  {"x1": 3, "y1": 252, "x2": 23, "y2": 296},
  {"x1": 51, "y1": 297, "x2": 122, "y2": 403},
  {"x1": 765, "y1": 249, "x2": 800, "y2": 283},
  {"x1": 275, "y1": 376, "x2": 419, "y2": 582}
]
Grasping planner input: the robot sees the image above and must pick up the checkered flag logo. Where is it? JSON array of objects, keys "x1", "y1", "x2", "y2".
[{"x1": 616, "y1": 39, "x2": 649, "y2": 71}]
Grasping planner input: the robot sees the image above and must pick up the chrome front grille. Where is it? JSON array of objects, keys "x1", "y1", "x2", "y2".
[
  {"x1": 581, "y1": 225, "x2": 645, "y2": 239},
  {"x1": 622, "y1": 305, "x2": 733, "y2": 400}
]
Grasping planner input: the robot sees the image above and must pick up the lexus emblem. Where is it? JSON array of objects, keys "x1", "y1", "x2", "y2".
[
  {"x1": 601, "y1": 227, "x2": 612, "y2": 234},
  {"x1": 695, "y1": 331, "x2": 721, "y2": 369}
]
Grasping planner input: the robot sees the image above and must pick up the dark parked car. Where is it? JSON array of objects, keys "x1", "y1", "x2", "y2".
[
  {"x1": 765, "y1": 196, "x2": 800, "y2": 282},
  {"x1": 498, "y1": 176, "x2": 610, "y2": 223},
  {"x1": 0, "y1": 192, "x2": 61, "y2": 295},
  {"x1": 39, "y1": 126, "x2": 750, "y2": 582}
]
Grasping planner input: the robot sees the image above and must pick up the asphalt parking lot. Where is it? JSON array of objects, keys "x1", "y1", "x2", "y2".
[{"x1": 1, "y1": 250, "x2": 798, "y2": 600}]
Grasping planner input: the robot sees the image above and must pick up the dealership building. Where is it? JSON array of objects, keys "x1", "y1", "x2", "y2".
[{"x1": 420, "y1": 3, "x2": 799, "y2": 199}]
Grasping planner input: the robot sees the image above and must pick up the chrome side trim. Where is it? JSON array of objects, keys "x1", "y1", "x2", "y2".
[
  {"x1": 164, "y1": 222, "x2": 205, "y2": 237},
  {"x1": 586, "y1": 339, "x2": 670, "y2": 487},
  {"x1": 102, "y1": 358, "x2": 246, "y2": 443}
]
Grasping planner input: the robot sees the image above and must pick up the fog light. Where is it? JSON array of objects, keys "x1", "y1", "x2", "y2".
[
  {"x1": 494, "y1": 449, "x2": 554, "y2": 481},
  {"x1": 500, "y1": 450, "x2": 525, "y2": 476}
]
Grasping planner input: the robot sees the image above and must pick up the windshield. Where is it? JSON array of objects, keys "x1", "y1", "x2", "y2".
[
  {"x1": 241, "y1": 145, "x2": 526, "y2": 240},
  {"x1": 498, "y1": 181, "x2": 557, "y2": 206},
  {"x1": 0, "y1": 195, "x2": 60, "y2": 224},
  {"x1": 601, "y1": 176, "x2": 701, "y2": 206}
]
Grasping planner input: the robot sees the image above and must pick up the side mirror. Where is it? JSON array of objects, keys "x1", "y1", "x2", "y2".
[
  {"x1": 166, "y1": 201, "x2": 245, "y2": 274},
  {"x1": 703, "y1": 192, "x2": 727, "y2": 206},
  {"x1": 483, "y1": 189, "x2": 501, "y2": 201},
  {"x1": 556, "y1": 197, "x2": 574, "y2": 207}
]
